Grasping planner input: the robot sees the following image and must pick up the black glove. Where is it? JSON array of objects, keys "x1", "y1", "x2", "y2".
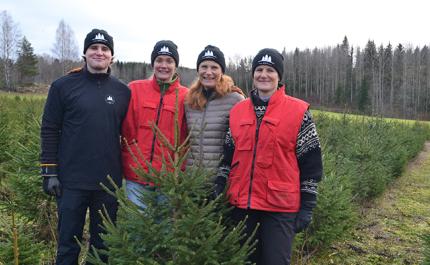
[
  {"x1": 294, "y1": 192, "x2": 317, "y2": 233},
  {"x1": 43, "y1": 177, "x2": 62, "y2": 197},
  {"x1": 209, "y1": 175, "x2": 227, "y2": 200}
]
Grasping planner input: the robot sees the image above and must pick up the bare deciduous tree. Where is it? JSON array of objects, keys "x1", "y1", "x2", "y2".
[
  {"x1": 51, "y1": 19, "x2": 78, "y2": 74},
  {"x1": 0, "y1": 10, "x2": 21, "y2": 90}
]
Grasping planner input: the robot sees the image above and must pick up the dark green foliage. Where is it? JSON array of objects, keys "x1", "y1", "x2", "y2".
[
  {"x1": 314, "y1": 113, "x2": 429, "y2": 203},
  {"x1": 0, "y1": 102, "x2": 10, "y2": 181},
  {"x1": 294, "y1": 134, "x2": 357, "y2": 258},
  {"x1": 0, "y1": 213, "x2": 46, "y2": 265},
  {"x1": 0, "y1": 95, "x2": 56, "y2": 263},
  {"x1": 294, "y1": 112, "x2": 430, "y2": 256},
  {"x1": 1, "y1": 97, "x2": 56, "y2": 232},
  {"x1": 16, "y1": 36, "x2": 38, "y2": 87},
  {"x1": 87, "y1": 169, "x2": 252, "y2": 265},
  {"x1": 86, "y1": 93, "x2": 253, "y2": 264},
  {"x1": 299, "y1": 159, "x2": 357, "y2": 251},
  {"x1": 423, "y1": 232, "x2": 430, "y2": 265}
]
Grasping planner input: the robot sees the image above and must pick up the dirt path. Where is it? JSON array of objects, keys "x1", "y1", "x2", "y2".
[{"x1": 311, "y1": 142, "x2": 430, "y2": 265}]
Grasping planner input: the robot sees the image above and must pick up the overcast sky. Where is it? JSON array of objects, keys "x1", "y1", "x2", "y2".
[{"x1": 2, "y1": 0, "x2": 429, "y2": 68}]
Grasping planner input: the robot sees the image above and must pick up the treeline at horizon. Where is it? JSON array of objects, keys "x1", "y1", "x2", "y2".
[{"x1": 1, "y1": 11, "x2": 429, "y2": 120}]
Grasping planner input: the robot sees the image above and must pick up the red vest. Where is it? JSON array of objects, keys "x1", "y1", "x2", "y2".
[
  {"x1": 228, "y1": 87, "x2": 309, "y2": 212},
  {"x1": 121, "y1": 76, "x2": 188, "y2": 184}
]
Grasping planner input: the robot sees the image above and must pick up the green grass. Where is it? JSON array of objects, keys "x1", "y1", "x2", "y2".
[
  {"x1": 0, "y1": 91, "x2": 46, "y2": 100},
  {"x1": 306, "y1": 143, "x2": 430, "y2": 265},
  {"x1": 312, "y1": 109, "x2": 430, "y2": 125}
]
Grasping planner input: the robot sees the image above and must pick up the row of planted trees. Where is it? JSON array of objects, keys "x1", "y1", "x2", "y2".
[
  {"x1": 3, "y1": 8, "x2": 430, "y2": 120},
  {"x1": 1, "y1": 94, "x2": 429, "y2": 264},
  {"x1": 227, "y1": 37, "x2": 430, "y2": 120}
]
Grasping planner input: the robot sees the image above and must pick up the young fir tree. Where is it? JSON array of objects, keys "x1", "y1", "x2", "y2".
[
  {"x1": 86, "y1": 91, "x2": 254, "y2": 265},
  {"x1": 15, "y1": 36, "x2": 38, "y2": 87}
]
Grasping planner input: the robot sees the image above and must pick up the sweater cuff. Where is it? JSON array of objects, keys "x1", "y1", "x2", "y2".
[{"x1": 40, "y1": 164, "x2": 58, "y2": 177}]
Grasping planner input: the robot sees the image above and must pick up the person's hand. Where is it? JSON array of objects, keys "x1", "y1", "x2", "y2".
[
  {"x1": 209, "y1": 175, "x2": 226, "y2": 200},
  {"x1": 295, "y1": 192, "x2": 317, "y2": 233},
  {"x1": 43, "y1": 177, "x2": 62, "y2": 197},
  {"x1": 213, "y1": 181, "x2": 225, "y2": 198},
  {"x1": 294, "y1": 207, "x2": 313, "y2": 233}
]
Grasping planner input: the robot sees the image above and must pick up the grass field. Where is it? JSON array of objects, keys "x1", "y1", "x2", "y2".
[{"x1": 306, "y1": 142, "x2": 430, "y2": 264}]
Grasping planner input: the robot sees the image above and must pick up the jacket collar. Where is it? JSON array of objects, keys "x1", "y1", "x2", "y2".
[
  {"x1": 150, "y1": 73, "x2": 180, "y2": 94},
  {"x1": 83, "y1": 65, "x2": 111, "y2": 80},
  {"x1": 250, "y1": 84, "x2": 286, "y2": 107}
]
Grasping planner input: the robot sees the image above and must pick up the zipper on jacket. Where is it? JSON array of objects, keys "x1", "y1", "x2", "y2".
[
  {"x1": 247, "y1": 118, "x2": 262, "y2": 208},
  {"x1": 198, "y1": 103, "x2": 209, "y2": 165},
  {"x1": 149, "y1": 94, "x2": 164, "y2": 163}
]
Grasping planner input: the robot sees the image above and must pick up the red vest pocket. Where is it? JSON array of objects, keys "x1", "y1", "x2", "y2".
[
  {"x1": 140, "y1": 102, "x2": 157, "y2": 128},
  {"x1": 255, "y1": 118, "x2": 279, "y2": 168},
  {"x1": 266, "y1": 180, "x2": 299, "y2": 209},
  {"x1": 236, "y1": 119, "x2": 254, "y2": 151}
]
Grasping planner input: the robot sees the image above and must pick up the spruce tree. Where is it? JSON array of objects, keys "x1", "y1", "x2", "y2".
[
  {"x1": 16, "y1": 36, "x2": 38, "y2": 87},
  {"x1": 86, "y1": 92, "x2": 253, "y2": 264}
]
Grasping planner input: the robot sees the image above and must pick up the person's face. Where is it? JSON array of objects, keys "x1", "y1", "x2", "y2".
[
  {"x1": 153, "y1": 55, "x2": 176, "y2": 82},
  {"x1": 253, "y1": 65, "x2": 279, "y2": 96},
  {"x1": 85, "y1": 43, "x2": 112, "y2": 73},
  {"x1": 198, "y1": 60, "x2": 222, "y2": 89}
]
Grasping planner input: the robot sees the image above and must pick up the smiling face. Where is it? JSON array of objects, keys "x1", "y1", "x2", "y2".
[
  {"x1": 253, "y1": 65, "x2": 279, "y2": 97},
  {"x1": 84, "y1": 43, "x2": 112, "y2": 73},
  {"x1": 198, "y1": 60, "x2": 222, "y2": 89},
  {"x1": 153, "y1": 55, "x2": 176, "y2": 82}
]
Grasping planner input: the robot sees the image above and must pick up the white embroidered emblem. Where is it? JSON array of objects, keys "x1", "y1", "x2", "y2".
[
  {"x1": 105, "y1": 95, "x2": 115, "y2": 104},
  {"x1": 160, "y1": 46, "x2": 169, "y2": 53},
  {"x1": 93, "y1": 33, "x2": 106, "y2": 41},
  {"x1": 259, "y1": 55, "x2": 272, "y2": 63}
]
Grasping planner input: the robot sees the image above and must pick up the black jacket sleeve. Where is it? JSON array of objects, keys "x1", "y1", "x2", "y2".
[{"x1": 40, "y1": 83, "x2": 63, "y2": 176}]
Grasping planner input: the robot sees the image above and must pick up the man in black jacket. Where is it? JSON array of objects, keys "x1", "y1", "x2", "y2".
[{"x1": 40, "y1": 28, "x2": 130, "y2": 265}]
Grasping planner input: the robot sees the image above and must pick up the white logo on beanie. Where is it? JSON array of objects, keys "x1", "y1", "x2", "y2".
[
  {"x1": 259, "y1": 55, "x2": 273, "y2": 63},
  {"x1": 93, "y1": 33, "x2": 106, "y2": 41},
  {"x1": 160, "y1": 46, "x2": 170, "y2": 53},
  {"x1": 203, "y1": 50, "x2": 215, "y2": 58}
]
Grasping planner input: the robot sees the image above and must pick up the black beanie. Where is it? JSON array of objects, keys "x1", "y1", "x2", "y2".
[
  {"x1": 83, "y1": 29, "x2": 114, "y2": 55},
  {"x1": 151, "y1": 40, "x2": 179, "y2": 67},
  {"x1": 196, "y1": 45, "x2": 226, "y2": 73},
  {"x1": 251, "y1": 48, "x2": 284, "y2": 79}
]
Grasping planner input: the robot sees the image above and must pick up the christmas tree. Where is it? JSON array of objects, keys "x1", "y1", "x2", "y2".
[{"x1": 86, "y1": 91, "x2": 254, "y2": 265}]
